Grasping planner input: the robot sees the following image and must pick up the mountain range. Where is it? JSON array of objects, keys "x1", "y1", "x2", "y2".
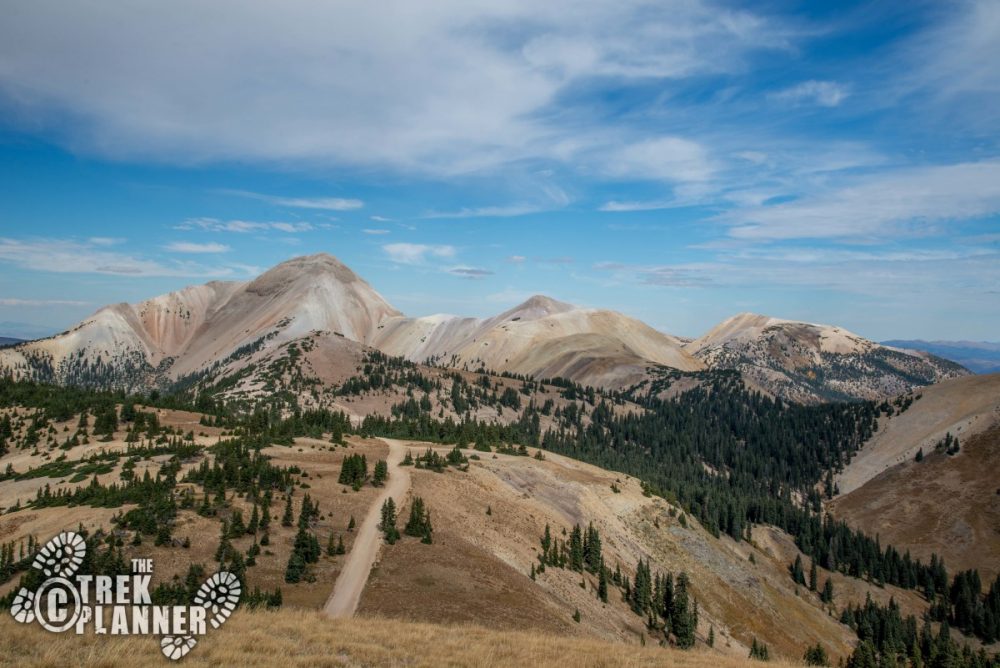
[
  {"x1": 882, "y1": 339, "x2": 1000, "y2": 375},
  {"x1": 0, "y1": 253, "x2": 967, "y2": 403}
]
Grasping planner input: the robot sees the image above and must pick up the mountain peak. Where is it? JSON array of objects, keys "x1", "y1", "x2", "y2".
[
  {"x1": 273, "y1": 252, "x2": 354, "y2": 273},
  {"x1": 247, "y1": 253, "x2": 363, "y2": 296},
  {"x1": 499, "y1": 295, "x2": 575, "y2": 321}
]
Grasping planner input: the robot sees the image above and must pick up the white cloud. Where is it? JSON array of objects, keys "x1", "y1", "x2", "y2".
[
  {"x1": 594, "y1": 262, "x2": 711, "y2": 287},
  {"x1": 422, "y1": 204, "x2": 549, "y2": 219},
  {"x1": 603, "y1": 137, "x2": 714, "y2": 183},
  {"x1": 270, "y1": 222, "x2": 313, "y2": 233},
  {"x1": 771, "y1": 80, "x2": 849, "y2": 107},
  {"x1": 724, "y1": 160, "x2": 1000, "y2": 240},
  {"x1": 176, "y1": 218, "x2": 313, "y2": 234},
  {"x1": 221, "y1": 190, "x2": 364, "y2": 211},
  {"x1": 164, "y1": 241, "x2": 231, "y2": 253},
  {"x1": 0, "y1": 237, "x2": 247, "y2": 277},
  {"x1": 896, "y1": 0, "x2": 1000, "y2": 127},
  {"x1": 446, "y1": 266, "x2": 494, "y2": 279},
  {"x1": 87, "y1": 237, "x2": 126, "y2": 246},
  {"x1": 600, "y1": 200, "x2": 677, "y2": 212},
  {"x1": 0, "y1": 2, "x2": 789, "y2": 175},
  {"x1": 0, "y1": 298, "x2": 91, "y2": 306},
  {"x1": 370, "y1": 215, "x2": 392, "y2": 222},
  {"x1": 506, "y1": 255, "x2": 527, "y2": 263},
  {"x1": 382, "y1": 243, "x2": 456, "y2": 264},
  {"x1": 363, "y1": 229, "x2": 390, "y2": 235}
]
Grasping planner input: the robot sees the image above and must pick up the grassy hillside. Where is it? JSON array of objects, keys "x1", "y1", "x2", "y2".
[{"x1": 0, "y1": 608, "x2": 804, "y2": 667}]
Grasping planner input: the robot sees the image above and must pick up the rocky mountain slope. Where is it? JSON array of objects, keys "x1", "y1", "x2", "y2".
[
  {"x1": 372, "y1": 295, "x2": 702, "y2": 388},
  {"x1": 830, "y1": 373, "x2": 1000, "y2": 580},
  {"x1": 686, "y1": 313, "x2": 968, "y2": 403},
  {"x1": 0, "y1": 404, "x2": 921, "y2": 665},
  {"x1": 0, "y1": 254, "x2": 966, "y2": 402},
  {"x1": 0, "y1": 254, "x2": 399, "y2": 391}
]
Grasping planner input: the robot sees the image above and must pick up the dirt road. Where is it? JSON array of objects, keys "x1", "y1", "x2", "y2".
[{"x1": 323, "y1": 438, "x2": 411, "y2": 617}]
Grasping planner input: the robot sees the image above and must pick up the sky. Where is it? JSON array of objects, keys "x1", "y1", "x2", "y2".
[{"x1": 0, "y1": 0, "x2": 998, "y2": 342}]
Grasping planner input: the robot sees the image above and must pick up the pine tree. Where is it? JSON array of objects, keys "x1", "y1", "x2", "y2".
[
  {"x1": 809, "y1": 560, "x2": 818, "y2": 591},
  {"x1": 372, "y1": 459, "x2": 388, "y2": 486},
  {"x1": 583, "y1": 522, "x2": 602, "y2": 573},
  {"x1": 404, "y1": 496, "x2": 432, "y2": 539},
  {"x1": 327, "y1": 532, "x2": 337, "y2": 557},
  {"x1": 380, "y1": 498, "x2": 400, "y2": 544},
  {"x1": 749, "y1": 637, "x2": 770, "y2": 661},
  {"x1": 821, "y1": 578, "x2": 834, "y2": 604},
  {"x1": 569, "y1": 524, "x2": 584, "y2": 572},
  {"x1": 803, "y1": 644, "x2": 828, "y2": 666},
  {"x1": 284, "y1": 551, "x2": 305, "y2": 583},
  {"x1": 791, "y1": 554, "x2": 806, "y2": 586},
  {"x1": 598, "y1": 561, "x2": 609, "y2": 603},
  {"x1": 248, "y1": 504, "x2": 260, "y2": 534},
  {"x1": 671, "y1": 572, "x2": 696, "y2": 649},
  {"x1": 260, "y1": 497, "x2": 271, "y2": 532},
  {"x1": 281, "y1": 495, "x2": 294, "y2": 527}
]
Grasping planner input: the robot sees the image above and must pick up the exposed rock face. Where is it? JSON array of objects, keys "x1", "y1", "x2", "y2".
[
  {"x1": 372, "y1": 294, "x2": 702, "y2": 388},
  {"x1": 0, "y1": 254, "x2": 399, "y2": 390},
  {"x1": 0, "y1": 257, "x2": 968, "y2": 400},
  {"x1": 685, "y1": 313, "x2": 968, "y2": 403}
]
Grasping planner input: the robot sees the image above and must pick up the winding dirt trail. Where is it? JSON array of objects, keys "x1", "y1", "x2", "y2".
[{"x1": 324, "y1": 438, "x2": 411, "y2": 618}]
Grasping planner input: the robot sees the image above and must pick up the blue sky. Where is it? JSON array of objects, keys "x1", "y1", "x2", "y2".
[{"x1": 0, "y1": 0, "x2": 998, "y2": 341}]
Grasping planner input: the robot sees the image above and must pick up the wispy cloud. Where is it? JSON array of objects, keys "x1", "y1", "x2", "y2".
[
  {"x1": 770, "y1": 80, "x2": 849, "y2": 107},
  {"x1": 220, "y1": 190, "x2": 363, "y2": 211},
  {"x1": 600, "y1": 200, "x2": 678, "y2": 212},
  {"x1": 723, "y1": 160, "x2": 1000, "y2": 240},
  {"x1": 603, "y1": 137, "x2": 714, "y2": 184},
  {"x1": 0, "y1": 2, "x2": 793, "y2": 177},
  {"x1": 447, "y1": 266, "x2": 494, "y2": 279},
  {"x1": 176, "y1": 218, "x2": 314, "y2": 234},
  {"x1": 0, "y1": 237, "x2": 249, "y2": 277},
  {"x1": 594, "y1": 262, "x2": 712, "y2": 287},
  {"x1": 362, "y1": 229, "x2": 390, "y2": 235},
  {"x1": 0, "y1": 298, "x2": 91, "y2": 306},
  {"x1": 87, "y1": 237, "x2": 125, "y2": 246},
  {"x1": 164, "y1": 241, "x2": 230, "y2": 253},
  {"x1": 382, "y1": 243, "x2": 456, "y2": 264},
  {"x1": 422, "y1": 204, "x2": 550, "y2": 219}
]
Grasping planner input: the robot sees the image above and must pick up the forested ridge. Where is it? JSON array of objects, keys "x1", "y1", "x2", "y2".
[{"x1": 1, "y1": 360, "x2": 998, "y2": 665}]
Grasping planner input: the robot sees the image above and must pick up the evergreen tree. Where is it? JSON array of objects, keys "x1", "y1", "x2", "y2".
[
  {"x1": 804, "y1": 644, "x2": 828, "y2": 666},
  {"x1": 749, "y1": 638, "x2": 770, "y2": 661},
  {"x1": 791, "y1": 555, "x2": 806, "y2": 586},
  {"x1": 372, "y1": 459, "x2": 388, "y2": 486},
  {"x1": 821, "y1": 578, "x2": 834, "y2": 604},
  {"x1": 380, "y1": 498, "x2": 400, "y2": 544},
  {"x1": 598, "y1": 560, "x2": 609, "y2": 603},
  {"x1": 671, "y1": 572, "x2": 696, "y2": 649}
]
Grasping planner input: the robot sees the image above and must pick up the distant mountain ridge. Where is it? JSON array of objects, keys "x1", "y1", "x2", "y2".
[
  {"x1": 685, "y1": 313, "x2": 967, "y2": 403},
  {"x1": 882, "y1": 339, "x2": 1000, "y2": 374},
  {"x1": 0, "y1": 254, "x2": 968, "y2": 402}
]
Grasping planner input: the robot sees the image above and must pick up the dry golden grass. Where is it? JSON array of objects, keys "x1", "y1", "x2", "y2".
[{"x1": 0, "y1": 608, "x2": 798, "y2": 667}]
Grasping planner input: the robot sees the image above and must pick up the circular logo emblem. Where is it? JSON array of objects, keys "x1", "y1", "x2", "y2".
[{"x1": 33, "y1": 577, "x2": 82, "y2": 633}]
